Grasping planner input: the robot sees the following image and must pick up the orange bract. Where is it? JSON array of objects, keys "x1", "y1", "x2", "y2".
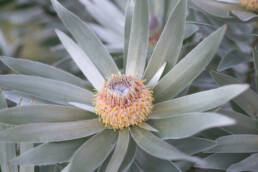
[{"x1": 94, "y1": 74, "x2": 153, "y2": 129}]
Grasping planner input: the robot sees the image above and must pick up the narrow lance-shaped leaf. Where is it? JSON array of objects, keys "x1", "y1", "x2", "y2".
[
  {"x1": 126, "y1": 0, "x2": 149, "y2": 78},
  {"x1": 192, "y1": 0, "x2": 238, "y2": 19},
  {"x1": 211, "y1": 71, "x2": 258, "y2": 118},
  {"x1": 56, "y1": 30, "x2": 105, "y2": 90},
  {"x1": 51, "y1": 0, "x2": 119, "y2": 77},
  {"x1": 144, "y1": 0, "x2": 186, "y2": 80},
  {"x1": 135, "y1": 149, "x2": 181, "y2": 172},
  {"x1": 0, "y1": 104, "x2": 95, "y2": 125},
  {"x1": 227, "y1": 153, "x2": 258, "y2": 172},
  {"x1": 147, "y1": 62, "x2": 167, "y2": 89},
  {"x1": 150, "y1": 84, "x2": 248, "y2": 119},
  {"x1": 138, "y1": 122, "x2": 158, "y2": 132},
  {"x1": 119, "y1": 139, "x2": 137, "y2": 172},
  {"x1": 0, "y1": 119, "x2": 104, "y2": 143},
  {"x1": 68, "y1": 130, "x2": 117, "y2": 172},
  {"x1": 79, "y1": 0, "x2": 124, "y2": 34},
  {"x1": 253, "y1": 47, "x2": 258, "y2": 89},
  {"x1": 220, "y1": 110, "x2": 258, "y2": 134},
  {"x1": 195, "y1": 153, "x2": 250, "y2": 171},
  {"x1": 184, "y1": 24, "x2": 199, "y2": 40},
  {"x1": 154, "y1": 26, "x2": 226, "y2": 101},
  {"x1": 0, "y1": 56, "x2": 88, "y2": 88},
  {"x1": 3, "y1": 90, "x2": 49, "y2": 105},
  {"x1": 0, "y1": 89, "x2": 7, "y2": 109},
  {"x1": 124, "y1": 0, "x2": 134, "y2": 65},
  {"x1": 168, "y1": 137, "x2": 216, "y2": 155},
  {"x1": 149, "y1": 112, "x2": 235, "y2": 140},
  {"x1": 206, "y1": 134, "x2": 258, "y2": 153},
  {"x1": 10, "y1": 139, "x2": 86, "y2": 166},
  {"x1": 69, "y1": 102, "x2": 95, "y2": 113},
  {"x1": 130, "y1": 127, "x2": 202, "y2": 164},
  {"x1": 0, "y1": 91, "x2": 18, "y2": 172},
  {"x1": 0, "y1": 74, "x2": 93, "y2": 105},
  {"x1": 20, "y1": 143, "x2": 34, "y2": 172},
  {"x1": 106, "y1": 129, "x2": 130, "y2": 172}
]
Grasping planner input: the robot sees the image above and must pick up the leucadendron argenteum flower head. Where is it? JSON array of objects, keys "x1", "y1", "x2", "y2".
[{"x1": 0, "y1": 0, "x2": 249, "y2": 171}]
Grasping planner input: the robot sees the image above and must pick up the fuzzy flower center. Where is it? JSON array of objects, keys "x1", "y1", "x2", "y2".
[
  {"x1": 94, "y1": 74, "x2": 153, "y2": 129},
  {"x1": 240, "y1": 0, "x2": 258, "y2": 12}
]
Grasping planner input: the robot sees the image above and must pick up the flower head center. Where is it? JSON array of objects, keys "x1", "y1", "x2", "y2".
[
  {"x1": 94, "y1": 74, "x2": 153, "y2": 129},
  {"x1": 112, "y1": 83, "x2": 129, "y2": 95}
]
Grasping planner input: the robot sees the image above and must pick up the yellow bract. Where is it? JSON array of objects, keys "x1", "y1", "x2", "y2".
[
  {"x1": 94, "y1": 74, "x2": 153, "y2": 129},
  {"x1": 240, "y1": 0, "x2": 258, "y2": 12}
]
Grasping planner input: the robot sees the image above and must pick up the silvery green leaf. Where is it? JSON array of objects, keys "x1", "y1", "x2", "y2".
[
  {"x1": 150, "y1": 84, "x2": 248, "y2": 119},
  {"x1": 211, "y1": 71, "x2": 258, "y2": 118},
  {"x1": 231, "y1": 10, "x2": 258, "y2": 22},
  {"x1": 168, "y1": 137, "x2": 216, "y2": 155},
  {"x1": 147, "y1": 62, "x2": 167, "y2": 89},
  {"x1": 126, "y1": 0, "x2": 149, "y2": 78},
  {"x1": 154, "y1": 26, "x2": 226, "y2": 101},
  {"x1": 113, "y1": 0, "x2": 127, "y2": 12},
  {"x1": 149, "y1": 0, "x2": 166, "y2": 21},
  {"x1": 106, "y1": 129, "x2": 130, "y2": 172},
  {"x1": 138, "y1": 122, "x2": 158, "y2": 132},
  {"x1": 69, "y1": 102, "x2": 94, "y2": 113},
  {"x1": 227, "y1": 153, "x2": 258, "y2": 172},
  {"x1": 130, "y1": 127, "x2": 201, "y2": 164},
  {"x1": 96, "y1": 153, "x2": 112, "y2": 172},
  {"x1": 11, "y1": 139, "x2": 86, "y2": 165},
  {"x1": 61, "y1": 165, "x2": 71, "y2": 172},
  {"x1": 20, "y1": 143, "x2": 34, "y2": 172},
  {"x1": 51, "y1": 0, "x2": 119, "y2": 77},
  {"x1": 0, "y1": 105, "x2": 95, "y2": 125},
  {"x1": 0, "y1": 119, "x2": 104, "y2": 143},
  {"x1": 253, "y1": 47, "x2": 258, "y2": 89},
  {"x1": 184, "y1": 23, "x2": 199, "y2": 40},
  {"x1": 149, "y1": 112, "x2": 235, "y2": 139},
  {"x1": 0, "y1": 74, "x2": 93, "y2": 105},
  {"x1": 217, "y1": 50, "x2": 251, "y2": 71},
  {"x1": 0, "y1": 29, "x2": 13, "y2": 56},
  {"x1": 174, "y1": 161, "x2": 192, "y2": 172},
  {"x1": 128, "y1": 163, "x2": 141, "y2": 172},
  {"x1": 0, "y1": 91, "x2": 18, "y2": 172},
  {"x1": 89, "y1": 24, "x2": 122, "y2": 47},
  {"x1": 144, "y1": 0, "x2": 186, "y2": 80},
  {"x1": 69, "y1": 130, "x2": 117, "y2": 172},
  {"x1": 3, "y1": 90, "x2": 49, "y2": 105},
  {"x1": 217, "y1": 0, "x2": 240, "y2": 3},
  {"x1": 79, "y1": 0, "x2": 124, "y2": 34},
  {"x1": 124, "y1": 0, "x2": 134, "y2": 64},
  {"x1": 119, "y1": 139, "x2": 136, "y2": 172},
  {"x1": 0, "y1": 56, "x2": 88, "y2": 88},
  {"x1": 191, "y1": 0, "x2": 239, "y2": 19},
  {"x1": 195, "y1": 153, "x2": 250, "y2": 170},
  {"x1": 220, "y1": 110, "x2": 258, "y2": 134},
  {"x1": 136, "y1": 149, "x2": 181, "y2": 172},
  {"x1": 207, "y1": 135, "x2": 258, "y2": 153},
  {"x1": 0, "y1": 90, "x2": 7, "y2": 109},
  {"x1": 56, "y1": 30, "x2": 105, "y2": 90}
]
